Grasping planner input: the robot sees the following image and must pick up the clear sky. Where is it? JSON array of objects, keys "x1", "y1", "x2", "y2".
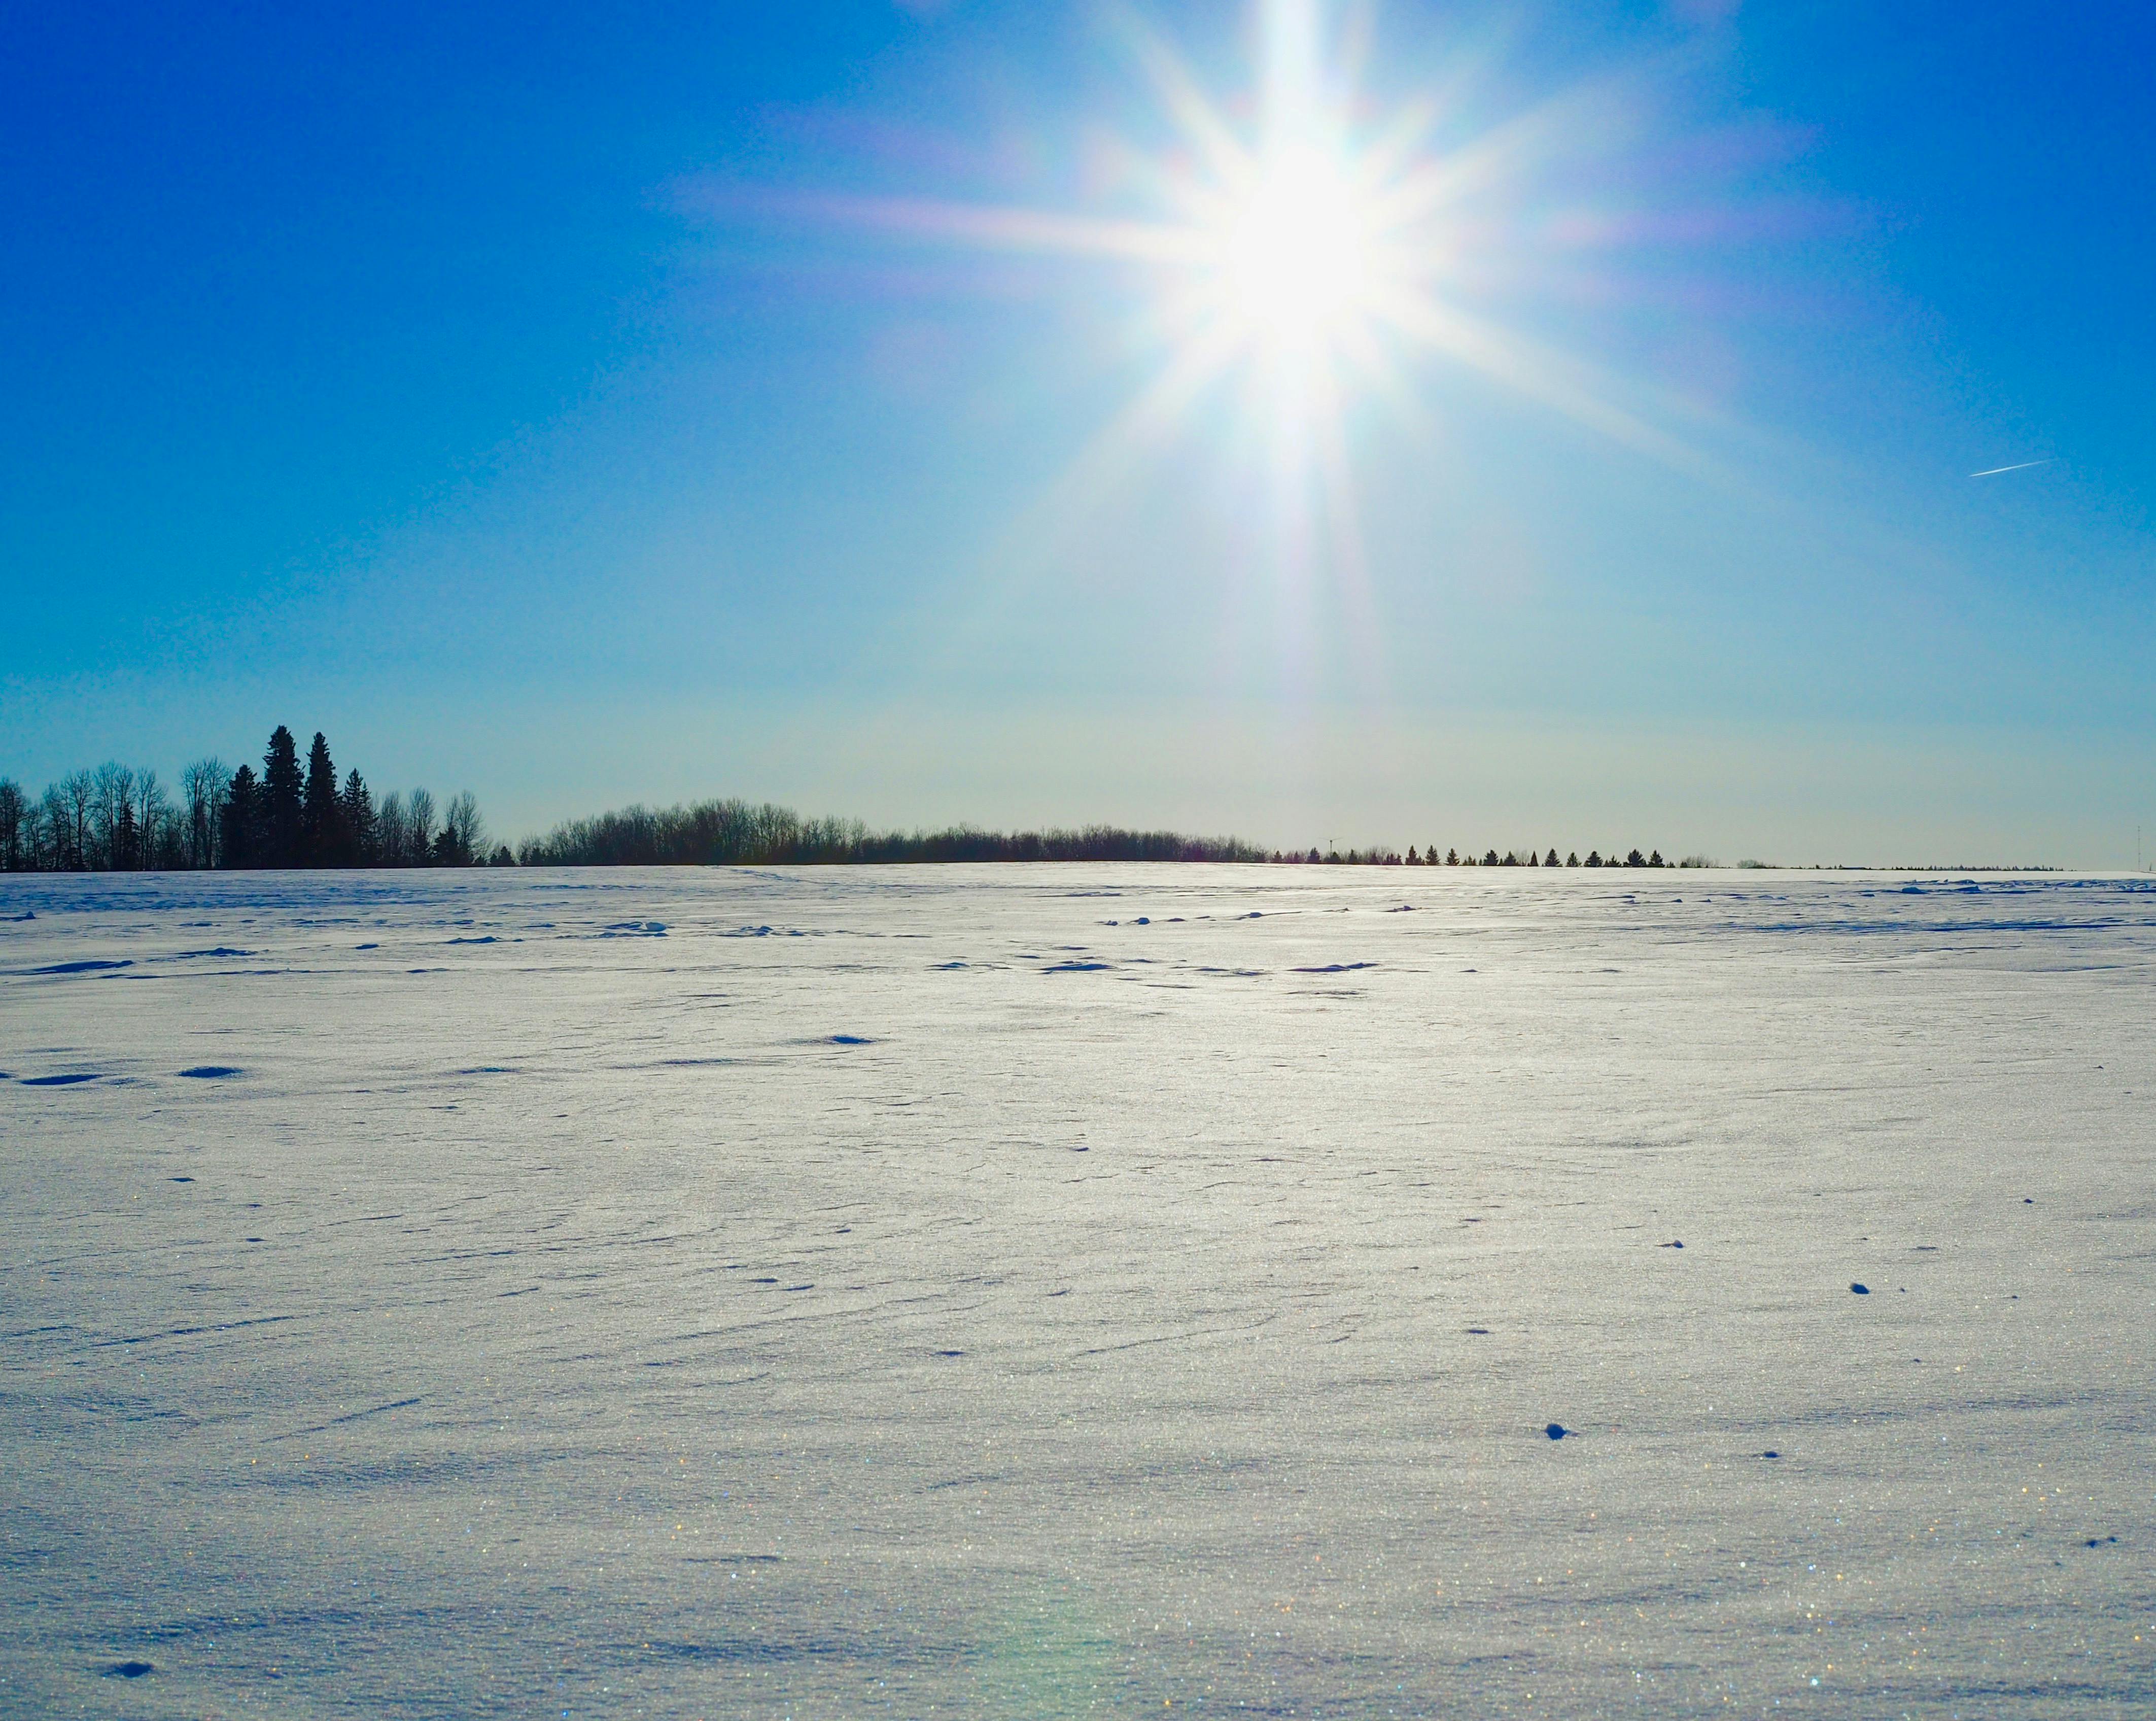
[{"x1": 6, "y1": 1, "x2": 2153, "y2": 862}]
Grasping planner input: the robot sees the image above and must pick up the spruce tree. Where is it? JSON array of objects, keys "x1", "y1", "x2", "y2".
[
  {"x1": 301, "y1": 732, "x2": 341, "y2": 864},
  {"x1": 339, "y1": 769, "x2": 375, "y2": 864},
  {"x1": 261, "y1": 727, "x2": 303, "y2": 867},
  {"x1": 1545, "y1": 848, "x2": 1560, "y2": 868},
  {"x1": 113, "y1": 797, "x2": 138, "y2": 871},
  {"x1": 222, "y1": 766, "x2": 261, "y2": 868}
]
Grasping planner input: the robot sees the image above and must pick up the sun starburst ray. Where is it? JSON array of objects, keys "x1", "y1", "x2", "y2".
[{"x1": 786, "y1": 0, "x2": 1725, "y2": 698}]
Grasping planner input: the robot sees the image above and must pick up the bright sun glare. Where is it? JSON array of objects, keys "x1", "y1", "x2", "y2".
[
  {"x1": 827, "y1": 0, "x2": 1689, "y2": 608},
  {"x1": 1215, "y1": 146, "x2": 1377, "y2": 350}
]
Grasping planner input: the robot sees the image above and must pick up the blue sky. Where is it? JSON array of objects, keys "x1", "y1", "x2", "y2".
[{"x1": 6, "y1": 1, "x2": 2152, "y2": 861}]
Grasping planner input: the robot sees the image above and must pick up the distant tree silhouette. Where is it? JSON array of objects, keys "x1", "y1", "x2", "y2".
[
  {"x1": 1566, "y1": 851, "x2": 1579, "y2": 867},
  {"x1": 339, "y1": 770, "x2": 375, "y2": 864},
  {"x1": 302, "y1": 733, "x2": 342, "y2": 864},
  {"x1": 0, "y1": 779, "x2": 23, "y2": 871},
  {"x1": 1584, "y1": 850, "x2": 1602, "y2": 867},
  {"x1": 181, "y1": 760, "x2": 227, "y2": 869},
  {"x1": 222, "y1": 766, "x2": 261, "y2": 868},
  {"x1": 111, "y1": 795, "x2": 138, "y2": 870},
  {"x1": 374, "y1": 791, "x2": 407, "y2": 864},
  {"x1": 133, "y1": 768, "x2": 172, "y2": 869},
  {"x1": 88, "y1": 763, "x2": 134, "y2": 869},
  {"x1": 261, "y1": 727, "x2": 303, "y2": 867},
  {"x1": 405, "y1": 788, "x2": 437, "y2": 864},
  {"x1": 1545, "y1": 848, "x2": 1560, "y2": 867},
  {"x1": 1626, "y1": 848, "x2": 1646, "y2": 867},
  {"x1": 1445, "y1": 848, "x2": 1458, "y2": 865},
  {"x1": 1648, "y1": 849, "x2": 1664, "y2": 867},
  {"x1": 438, "y1": 791, "x2": 486, "y2": 866}
]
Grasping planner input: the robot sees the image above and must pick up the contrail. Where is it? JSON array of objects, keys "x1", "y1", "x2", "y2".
[{"x1": 1969, "y1": 458, "x2": 2054, "y2": 478}]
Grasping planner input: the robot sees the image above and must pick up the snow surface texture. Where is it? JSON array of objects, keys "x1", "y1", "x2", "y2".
[{"x1": 2, "y1": 866, "x2": 2151, "y2": 1718}]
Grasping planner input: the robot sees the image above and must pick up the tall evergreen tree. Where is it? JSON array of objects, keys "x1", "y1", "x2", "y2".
[
  {"x1": 112, "y1": 796, "x2": 138, "y2": 870},
  {"x1": 301, "y1": 731, "x2": 341, "y2": 864},
  {"x1": 338, "y1": 769, "x2": 375, "y2": 864},
  {"x1": 221, "y1": 766, "x2": 262, "y2": 868},
  {"x1": 261, "y1": 726, "x2": 303, "y2": 867}
]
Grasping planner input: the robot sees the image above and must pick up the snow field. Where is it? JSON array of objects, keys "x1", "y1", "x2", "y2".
[{"x1": 3, "y1": 866, "x2": 2152, "y2": 1717}]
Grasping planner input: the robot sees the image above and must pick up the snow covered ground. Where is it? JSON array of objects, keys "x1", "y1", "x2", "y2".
[{"x1": 2, "y1": 865, "x2": 2151, "y2": 1719}]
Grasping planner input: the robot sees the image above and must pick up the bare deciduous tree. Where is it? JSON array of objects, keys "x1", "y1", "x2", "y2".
[
  {"x1": 406, "y1": 788, "x2": 437, "y2": 864},
  {"x1": 182, "y1": 759, "x2": 228, "y2": 869},
  {"x1": 443, "y1": 792, "x2": 485, "y2": 865},
  {"x1": 58, "y1": 771, "x2": 96, "y2": 871},
  {"x1": 0, "y1": 779, "x2": 24, "y2": 871},
  {"x1": 375, "y1": 791, "x2": 408, "y2": 865},
  {"x1": 90, "y1": 762, "x2": 136, "y2": 869},
  {"x1": 133, "y1": 767, "x2": 173, "y2": 870}
]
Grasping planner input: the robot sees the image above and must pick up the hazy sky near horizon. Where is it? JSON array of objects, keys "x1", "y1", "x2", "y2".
[{"x1": 6, "y1": 1, "x2": 2153, "y2": 862}]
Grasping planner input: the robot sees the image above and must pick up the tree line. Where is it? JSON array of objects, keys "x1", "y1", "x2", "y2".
[
  {"x1": 1279, "y1": 845, "x2": 1694, "y2": 868},
  {"x1": 1, "y1": 737, "x2": 1692, "y2": 874},
  {"x1": 0, "y1": 726, "x2": 497, "y2": 872},
  {"x1": 514, "y1": 799, "x2": 1267, "y2": 866}
]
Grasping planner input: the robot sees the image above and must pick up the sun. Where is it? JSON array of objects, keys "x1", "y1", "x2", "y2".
[
  {"x1": 800, "y1": 0, "x2": 1695, "y2": 598},
  {"x1": 1212, "y1": 144, "x2": 1379, "y2": 354}
]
